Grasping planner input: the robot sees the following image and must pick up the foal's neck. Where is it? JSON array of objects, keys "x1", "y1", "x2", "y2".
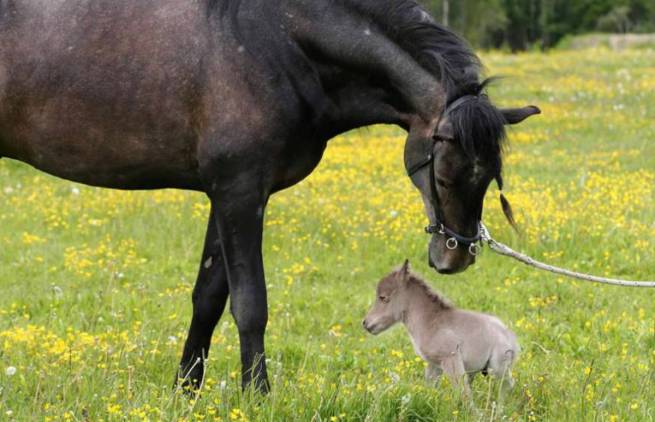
[{"x1": 402, "y1": 277, "x2": 451, "y2": 334}]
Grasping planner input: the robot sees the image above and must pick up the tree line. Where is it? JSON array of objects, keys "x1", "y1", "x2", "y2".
[{"x1": 419, "y1": 0, "x2": 655, "y2": 50}]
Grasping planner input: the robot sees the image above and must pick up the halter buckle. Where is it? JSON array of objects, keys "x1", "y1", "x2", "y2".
[
  {"x1": 468, "y1": 243, "x2": 481, "y2": 256},
  {"x1": 446, "y1": 237, "x2": 458, "y2": 250}
]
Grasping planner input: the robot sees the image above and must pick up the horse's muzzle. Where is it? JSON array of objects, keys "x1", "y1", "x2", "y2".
[{"x1": 428, "y1": 240, "x2": 475, "y2": 274}]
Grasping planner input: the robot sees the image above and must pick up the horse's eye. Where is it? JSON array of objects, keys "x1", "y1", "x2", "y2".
[
  {"x1": 436, "y1": 178, "x2": 452, "y2": 188},
  {"x1": 379, "y1": 295, "x2": 389, "y2": 303}
]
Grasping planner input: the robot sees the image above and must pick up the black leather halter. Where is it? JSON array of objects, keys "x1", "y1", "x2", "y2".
[{"x1": 407, "y1": 95, "x2": 482, "y2": 256}]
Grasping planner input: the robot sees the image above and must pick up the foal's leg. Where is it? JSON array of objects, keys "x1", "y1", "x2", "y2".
[
  {"x1": 207, "y1": 183, "x2": 270, "y2": 393},
  {"x1": 442, "y1": 353, "x2": 471, "y2": 398},
  {"x1": 467, "y1": 372, "x2": 476, "y2": 386},
  {"x1": 494, "y1": 349, "x2": 516, "y2": 397},
  {"x1": 424, "y1": 362, "x2": 443, "y2": 387},
  {"x1": 178, "y1": 207, "x2": 230, "y2": 391},
  {"x1": 443, "y1": 353, "x2": 482, "y2": 417}
]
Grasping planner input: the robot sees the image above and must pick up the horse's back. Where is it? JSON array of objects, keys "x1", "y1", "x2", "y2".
[
  {"x1": 0, "y1": 1, "x2": 332, "y2": 192},
  {"x1": 0, "y1": 0, "x2": 230, "y2": 190}
]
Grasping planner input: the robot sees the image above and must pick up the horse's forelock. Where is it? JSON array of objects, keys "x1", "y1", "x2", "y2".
[{"x1": 448, "y1": 93, "x2": 506, "y2": 168}]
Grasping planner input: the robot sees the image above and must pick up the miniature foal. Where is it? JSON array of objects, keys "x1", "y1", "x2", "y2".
[{"x1": 362, "y1": 260, "x2": 519, "y2": 397}]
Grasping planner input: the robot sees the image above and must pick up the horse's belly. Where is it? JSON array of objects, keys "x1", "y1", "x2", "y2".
[
  {"x1": 0, "y1": 51, "x2": 204, "y2": 189},
  {"x1": 0, "y1": 118, "x2": 201, "y2": 190},
  {"x1": 6, "y1": 132, "x2": 201, "y2": 190}
]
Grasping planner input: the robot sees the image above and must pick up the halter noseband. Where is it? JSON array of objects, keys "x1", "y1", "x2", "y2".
[{"x1": 407, "y1": 95, "x2": 482, "y2": 256}]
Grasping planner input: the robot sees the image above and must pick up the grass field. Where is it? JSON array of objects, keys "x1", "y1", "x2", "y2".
[{"x1": 1, "y1": 48, "x2": 654, "y2": 421}]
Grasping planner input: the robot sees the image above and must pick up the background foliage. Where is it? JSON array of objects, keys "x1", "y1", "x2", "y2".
[{"x1": 420, "y1": 0, "x2": 655, "y2": 49}]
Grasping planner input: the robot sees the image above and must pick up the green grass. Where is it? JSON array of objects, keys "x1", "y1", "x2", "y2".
[{"x1": 0, "y1": 49, "x2": 654, "y2": 421}]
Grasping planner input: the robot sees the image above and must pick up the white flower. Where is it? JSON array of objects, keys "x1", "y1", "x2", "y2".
[
  {"x1": 389, "y1": 371, "x2": 400, "y2": 383},
  {"x1": 401, "y1": 393, "x2": 411, "y2": 405},
  {"x1": 5, "y1": 366, "x2": 17, "y2": 376},
  {"x1": 71, "y1": 187, "x2": 80, "y2": 195},
  {"x1": 167, "y1": 336, "x2": 178, "y2": 344}
]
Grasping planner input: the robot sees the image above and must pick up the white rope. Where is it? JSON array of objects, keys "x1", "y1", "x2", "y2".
[{"x1": 479, "y1": 224, "x2": 655, "y2": 288}]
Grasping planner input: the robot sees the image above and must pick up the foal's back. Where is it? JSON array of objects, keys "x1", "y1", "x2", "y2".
[{"x1": 440, "y1": 308, "x2": 518, "y2": 374}]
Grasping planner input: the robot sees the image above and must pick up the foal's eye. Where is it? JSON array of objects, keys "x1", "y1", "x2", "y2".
[{"x1": 379, "y1": 295, "x2": 389, "y2": 303}]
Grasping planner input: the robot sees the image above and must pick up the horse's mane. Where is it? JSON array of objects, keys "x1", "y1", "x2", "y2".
[
  {"x1": 362, "y1": 0, "x2": 481, "y2": 98},
  {"x1": 357, "y1": 0, "x2": 507, "y2": 163},
  {"x1": 406, "y1": 272, "x2": 453, "y2": 310}
]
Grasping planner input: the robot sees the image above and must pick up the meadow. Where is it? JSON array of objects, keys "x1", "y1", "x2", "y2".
[{"x1": 0, "y1": 48, "x2": 654, "y2": 421}]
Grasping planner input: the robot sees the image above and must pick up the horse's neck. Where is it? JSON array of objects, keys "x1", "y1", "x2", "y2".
[{"x1": 288, "y1": 0, "x2": 445, "y2": 133}]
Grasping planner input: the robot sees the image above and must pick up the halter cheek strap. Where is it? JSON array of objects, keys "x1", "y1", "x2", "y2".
[
  {"x1": 407, "y1": 146, "x2": 483, "y2": 255},
  {"x1": 406, "y1": 95, "x2": 484, "y2": 256}
]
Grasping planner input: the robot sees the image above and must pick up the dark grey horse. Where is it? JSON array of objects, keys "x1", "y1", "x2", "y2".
[{"x1": 0, "y1": 0, "x2": 539, "y2": 392}]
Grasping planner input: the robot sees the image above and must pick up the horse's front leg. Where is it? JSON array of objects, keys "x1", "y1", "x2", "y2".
[
  {"x1": 208, "y1": 181, "x2": 270, "y2": 392},
  {"x1": 178, "y1": 206, "x2": 229, "y2": 391}
]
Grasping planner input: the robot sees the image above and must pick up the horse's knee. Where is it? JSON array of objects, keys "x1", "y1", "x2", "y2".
[
  {"x1": 231, "y1": 303, "x2": 267, "y2": 336},
  {"x1": 192, "y1": 285, "x2": 227, "y2": 319}
]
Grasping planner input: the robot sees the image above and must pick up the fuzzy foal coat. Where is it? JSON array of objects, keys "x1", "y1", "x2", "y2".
[{"x1": 364, "y1": 263, "x2": 519, "y2": 393}]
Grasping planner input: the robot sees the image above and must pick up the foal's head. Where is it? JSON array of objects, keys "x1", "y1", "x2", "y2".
[
  {"x1": 362, "y1": 260, "x2": 414, "y2": 335},
  {"x1": 405, "y1": 91, "x2": 540, "y2": 274}
]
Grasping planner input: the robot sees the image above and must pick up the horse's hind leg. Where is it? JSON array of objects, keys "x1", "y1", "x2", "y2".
[{"x1": 178, "y1": 206, "x2": 230, "y2": 392}]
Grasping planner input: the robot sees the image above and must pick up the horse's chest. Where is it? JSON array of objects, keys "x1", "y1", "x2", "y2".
[{"x1": 271, "y1": 136, "x2": 328, "y2": 192}]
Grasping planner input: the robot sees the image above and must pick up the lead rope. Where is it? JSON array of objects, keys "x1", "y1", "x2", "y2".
[{"x1": 479, "y1": 223, "x2": 655, "y2": 288}]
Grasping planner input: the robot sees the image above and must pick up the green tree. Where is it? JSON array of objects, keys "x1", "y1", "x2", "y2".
[{"x1": 419, "y1": 0, "x2": 655, "y2": 50}]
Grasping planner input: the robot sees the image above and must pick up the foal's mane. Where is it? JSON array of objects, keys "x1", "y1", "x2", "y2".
[
  {"x1": 356, "y1": 0, "x2": 507, "y2": 164},
  {"x1": 406, "y1": 272, "x2": 453, "y2": 310}
]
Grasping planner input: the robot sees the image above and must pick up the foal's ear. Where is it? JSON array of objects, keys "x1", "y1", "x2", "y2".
[
  {"x1": 501, "y1": 105, "x2": 541, "y2": 125},
  {"x1": 400, "y1": 259, "x2": 410, "y2": 279}
]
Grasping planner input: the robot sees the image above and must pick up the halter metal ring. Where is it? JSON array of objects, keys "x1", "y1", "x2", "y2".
[
  {"x1": 468, "y1": 243, "x2": 481, "y2": 256},
  {"x1": 446, "y1": 237, "x2": 458, "y2": 250}
]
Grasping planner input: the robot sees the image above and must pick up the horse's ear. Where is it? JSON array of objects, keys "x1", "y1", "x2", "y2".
[
  {"x1": 400, "y1": 259, "x2": 410, "y2": 279},
  {"x1": 501, "y1": 105, "x2": 541, "y2": 125}
]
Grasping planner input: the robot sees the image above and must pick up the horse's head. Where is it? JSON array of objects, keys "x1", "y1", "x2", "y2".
[{"x1": 405, "y1": 93, "x2": 540, "y2": 274}]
